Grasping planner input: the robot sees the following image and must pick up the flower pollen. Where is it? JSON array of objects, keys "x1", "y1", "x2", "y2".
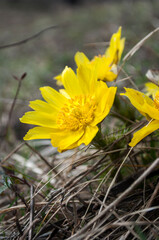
[{"x1": 57, "y1": 95, "x2": 96, "y2": 131}]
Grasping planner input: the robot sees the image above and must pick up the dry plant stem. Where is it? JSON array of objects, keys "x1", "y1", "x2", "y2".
[
  {"x1": 29, "y1": 185, "x2": 34, "y2": 240},
  {"x1": 92, "y1": 147, "x2": 133, "y2": 230},
  {"x1": 121, "y1": 68, "x2": 139, "y2": 90},
  {"x1": 80, "y1": 167, "x2": 113, "y2": 227},
  {"x1": 103, "y1": 121, "x2": 146, "y2": 151},
  {"x1": 0, "y1": 25, "x2": 58, "y2": 50},
  {"x1": 25, "y1": 142, "x2": 53, "y2": 169},
  {"x1": 33, "y1": 160, "x2": 73, "y2": 199},
  {"x1": 25, "y1": 142, "x2": 65, "y2": 182},
  {"x1": 34, "y1": 157, "x2": 67, "y2": 193},
  {"x1": 19, "y1": 219, "x2": 39, "y2": 240},
  {"x1": 72, "y1": 148, "x2": 126, "y2": 168},
  {"x1": 1, "y1": 142, "x2": 25, "y2": 164},
  {"x1": 64, "y1": 160, "x2": 113, "y2": 203},
  {"x1": 62, "y1": 165, "x2": 114, "y2": 217},
  {"x1": 68, "y1": 158, "x2": 159, "y2": 240},
  {"x1": 92, "y1": 197, "x2": 141, "y2": 240},
  {"x1": 2, "y1": 73, "x2": 26, "y2": 140},
  {"x1": 114, "y1": 206, "x2": 159, "y2": 223},
  {"x1": 124, "y1": 181, "x2": 159, "y2": 239},
  {"x1": 116, "y1": 76, "x2": 132, "y2": 83},
  {"x1": 117, "y1": 27, "x2": 159, "y2": 81},
  {"x1": 123, "y1": 26, "x2": 159, "y2": 61},
  {"x1": 65, "y1": 154, "x2": 110, "y2": 190},
  {"x1": 0, "y1": 202, "x2": 53, "y2": 215},
  {"x1": 32, "y1": 206, "x2": 61, "y2": 240},
  {"x1": 111, "y1": 109, "x2": 135, "y2": 124}
]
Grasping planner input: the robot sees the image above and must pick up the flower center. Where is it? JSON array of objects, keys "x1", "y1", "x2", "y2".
[
  {"x1": 57, "y1": 95, "x2": 96, "y2": 131},
  {"x1": 154, "y1": 91, "x2": 159, "y2": 110}
]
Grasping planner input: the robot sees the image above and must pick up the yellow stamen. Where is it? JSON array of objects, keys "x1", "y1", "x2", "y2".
[{"x1": 57, "y1": 95, "x2": 96, "y2": 131}]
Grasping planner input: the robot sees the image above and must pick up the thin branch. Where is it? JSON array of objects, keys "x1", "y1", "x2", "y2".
[
  {"x1": 0, "y1": 25, "x2": 59, "y2": 50},
  {"x1": 1, "y1": 73, "x2": 27, "y2": 139}
]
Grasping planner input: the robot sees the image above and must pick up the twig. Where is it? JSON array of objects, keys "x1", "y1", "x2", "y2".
[
  {"x1": 25, "y1": 142, "x2": 53, "y2": 170},
  {"x1": 1, "y1": 73, "x2": 26, "y2": 140},
  {"x1": 0, "y1": 25, "x2": 59, "y2": 50},
  {"x1": 25, "y1": 142, "x2": 65, "y2": 182},
  {"x1": 1, "y1": 142, "x2": 25, "y2": 164}
]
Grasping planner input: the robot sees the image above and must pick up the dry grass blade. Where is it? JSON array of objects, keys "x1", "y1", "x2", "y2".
[
  {"x1": 68, "y1": 158, "x2": 159, "y2": 240},
  {"x1": 123, "y1": 27, "x2": 159, "y2": 61},
  {"x1": 28, "y1": 185, "x2": 34, "y2": 240}
]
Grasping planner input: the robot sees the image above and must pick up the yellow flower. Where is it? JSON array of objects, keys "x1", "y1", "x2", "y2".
[
  {"x1": 54, "y1": 27, "x2": 125, "y2": 84},
  {"x1": 20, "y1": 66, "x2": 117, "y2": 152},
  {"x1": 145, "y1": 82, "x2": 159, "y2": 99},
  {"x1": 121, "y1": 88, "x2": 159, "y2": 147},
  {"x1": 75, "y1": 27, "x2": 125, "y2": 82}
]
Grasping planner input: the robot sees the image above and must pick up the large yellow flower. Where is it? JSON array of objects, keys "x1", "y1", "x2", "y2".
[
  {"x1": 121, "y1": 88, "x2": 159, "y2": 147},
  {"x1": 20, "y1": 66, "x2": 117, "y2": 152},
  {"x1": 54, "y1": 27, "x2": 125, "y2": 84}
]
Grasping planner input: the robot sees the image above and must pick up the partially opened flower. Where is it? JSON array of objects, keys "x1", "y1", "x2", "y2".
[
  {"x1": 54, "y1": 27, "x2": 125, "y2": 84},
  {"x1": 75, "y1": 26, "x2": 125, "y2": 82},
  {"x1": 20, "y1": 65, "x2": 117, "y2": 152},
  {"x1": 121, "y1": 88, "x2": 159, "y2": 147}
]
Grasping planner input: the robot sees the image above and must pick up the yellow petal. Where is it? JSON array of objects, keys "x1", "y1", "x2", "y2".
[
  {"x1": 145, "y1": 82, "x2": 159, "y2": 99},
  {"x1": 129, "y1": 120, "x2": 159, "y2": 147},
  {"x1": 24, "y1": 127, "x2": 57, "y2": 140},
  {"x1": 76, "y1": 64, "x2": 97, "y2": 95},
  {"x1": 77, "y1": 125, "x2": 99, "y2": 146},
  {"x1": 105, "y1": 26, "x2": 125, "y2": 64},
  {"x1": 92, "y1": 56, "x2": 117, "y2": 81},
  {"x1": 51, "y1": 129, "x2": 84, "y2": 152},
  {"x1": 54, "y1": 73, "x2": 63, "y2": 86},
  {"x1": 40, "y1": 86, "x2": 66, "y2": 109},
  {"x1": 92, "y1": 84, "x2": 117, "y2": 126},
  {"x1": 20, "y1": 111, "x2": 57, "y2": 128},
  {"x1": 121, "y1": 88, "x2": 147, "y2": 117},
  {"x1": 59, "y1": 89, "x2": 71, "y2": 99},
  {"x1": 74, "y1": 51, "x2": 90, "y2": 67},
  {"x1": 29, "y1": 100, "x2": 54, "y2": 113},
  {"x1": 121, "y1": 88, "x2": 159, "y2": 120},
  {"x1": 62, "y1": 66, "x2": 83, "y2": 97}
]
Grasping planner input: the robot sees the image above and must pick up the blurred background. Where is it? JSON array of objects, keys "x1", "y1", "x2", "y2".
[{"x1": 0, "y1": 0, "x2": 159, "y2": 139}]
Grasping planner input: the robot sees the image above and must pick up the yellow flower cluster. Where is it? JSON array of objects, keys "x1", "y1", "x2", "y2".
[
  {"x1": 20, "y1": 26, "x2": 159, "y2": 151},
  {"x1": 20, "y1": 27, "x2": 125, "y2": 152}
]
